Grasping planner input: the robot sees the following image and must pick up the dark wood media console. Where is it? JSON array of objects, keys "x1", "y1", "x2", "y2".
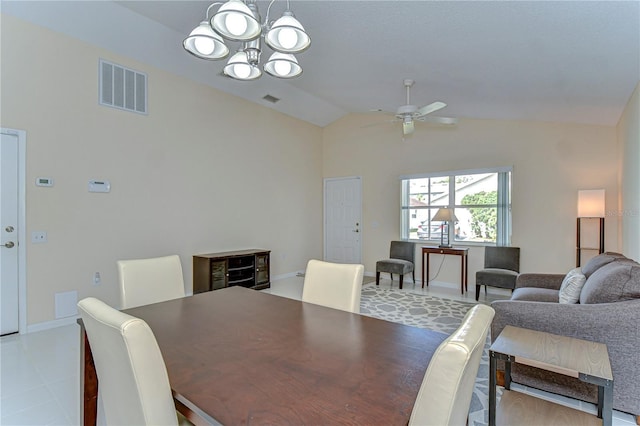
[{"x1": 193, "y1": 249, "x2": 270, "y2": 293}]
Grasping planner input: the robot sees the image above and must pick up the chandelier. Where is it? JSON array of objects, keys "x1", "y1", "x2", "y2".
[{"x1": 183, "y1": 0, "x2": 311, "y2": 81}]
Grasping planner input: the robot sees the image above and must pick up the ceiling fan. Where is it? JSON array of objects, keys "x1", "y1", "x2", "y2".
[{"x1": 371, "y1": 79, "x2": 457, "y2": 136}]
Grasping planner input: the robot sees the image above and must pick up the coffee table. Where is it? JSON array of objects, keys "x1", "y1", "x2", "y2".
[{"x1": 489, "y1": 325, "x2": 613, "y2": 426}]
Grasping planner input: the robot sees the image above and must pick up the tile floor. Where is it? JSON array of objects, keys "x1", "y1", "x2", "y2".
[{"x1": 1, "y1": 276, "x2": 637, "y2": 425}]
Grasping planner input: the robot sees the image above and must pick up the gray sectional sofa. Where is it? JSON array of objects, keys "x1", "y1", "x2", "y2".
[{"x1": 491, "y1": 252, "x2": 640, "y2": 419}]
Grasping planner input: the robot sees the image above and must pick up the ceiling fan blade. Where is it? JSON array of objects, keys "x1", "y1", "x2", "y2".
[
  {"x1": 416, "y1": 101, "x2": 446, "y2": 117},
  {"x1": 402, "y1": 120, "x2": 415, "y2": 135},
  {"x1": 415, "y1": 116, "x2": 459, "y2": 125}
]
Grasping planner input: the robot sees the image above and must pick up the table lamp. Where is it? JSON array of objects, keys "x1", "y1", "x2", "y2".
[{"x1": 432, "y1": 207, "x2": 458, "y2": 248}]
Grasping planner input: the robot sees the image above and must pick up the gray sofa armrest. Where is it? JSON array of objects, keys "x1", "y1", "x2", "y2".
[
  {"x1": 491, "y1": 299, "x2": 640, "y2": 415},
  {"x1": 515, "y1": 273, "x2": 565, "y2": 290},
  {"x1": 491, "y1": 299, "x2": 640, "y2": 343}
]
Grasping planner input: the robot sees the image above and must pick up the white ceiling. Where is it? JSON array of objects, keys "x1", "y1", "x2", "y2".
[{"x1": 3, "y1": 1, "x2": 639, "y2": 127}]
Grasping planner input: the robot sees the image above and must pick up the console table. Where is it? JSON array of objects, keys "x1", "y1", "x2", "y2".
[
  {"x1": 421, "y1": 246, "x2": 468, "y2": 294},
  {"x1": 489, "y1": 325, "x2": 613, "y2": 426}
]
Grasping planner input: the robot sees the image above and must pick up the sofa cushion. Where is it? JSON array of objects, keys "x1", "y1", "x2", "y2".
[
  {"x1": 511, "y1": 287, "x2": 559, "y2": 303},
  {"x1": 580, "y1": 253, "x2": 618, "y2": 277},
  {"x1": 558, "y1": 267, "x2": 587, "y2": 304},
  {"x1": 580, "y1": 261, "x2": 640, "y2": 304}
]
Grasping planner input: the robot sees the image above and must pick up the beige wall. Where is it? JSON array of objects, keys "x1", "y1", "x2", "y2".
[
  {"x1": 322, "y1": 114, "x2": 619, "y2": 283},
  {"x1": 1, "y1": 15, "x2": 323, "y2": 325},
  {"x1": 617, "y1": 82, "x2": 640, "y2": 260},
  {"x1": 1, "y1": 14, "x2": 630, "y2": 326}
]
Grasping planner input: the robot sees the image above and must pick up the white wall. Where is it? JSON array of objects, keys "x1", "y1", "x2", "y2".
[
  {"x1": 322, "y1": 114, "x2": 619, "y2": 284},
  {"x1": 617, "y1": 82, "x2": 640, "y2": 260},
  {"x1": 1, "y1": 15, "x2": 324, "y2": 325}
]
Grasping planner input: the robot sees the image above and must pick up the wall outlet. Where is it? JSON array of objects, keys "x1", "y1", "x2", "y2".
[
  {"x1": 93, "y1": 272, "x2": 101, "y2": 286},
  {"x1": 31, "y1": 231, "x2": 47, "y2": 243}
]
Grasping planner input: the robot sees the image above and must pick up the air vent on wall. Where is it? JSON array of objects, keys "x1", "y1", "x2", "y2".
[
  {"x1": 262, "y1": 94, "x2": 280, "y2": 104},
  {"x1": 99, "y1": 59, "x2": 147, "y2": 114}
]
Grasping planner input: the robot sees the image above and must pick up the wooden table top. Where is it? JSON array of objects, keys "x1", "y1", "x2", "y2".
[
  {"x1": 124, "y1": 286, "x2": 447, "y2": 425},
  {"x1": 490, "y1": 326, "x2": 612, "y2": 380}
]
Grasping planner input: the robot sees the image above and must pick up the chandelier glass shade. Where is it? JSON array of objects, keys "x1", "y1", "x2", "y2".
[
  {"x1": 264, "y1": 52, "x2": 302, "y2": 78},
  {"x1": 183, "y1": 0, "x2": 310, "y2": 81},
  {"x1": 183, "y1": 21, "x2": 230, "y2": 60}
]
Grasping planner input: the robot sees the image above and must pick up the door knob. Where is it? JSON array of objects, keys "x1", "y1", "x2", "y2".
[{"x1": 3, "y1": 241, "x2": 15, "y2": 248}]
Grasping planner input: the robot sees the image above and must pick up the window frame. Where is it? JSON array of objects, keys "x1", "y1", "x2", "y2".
[{"x1": 400, "y1": 167, "x2": 512, "y2": 246}]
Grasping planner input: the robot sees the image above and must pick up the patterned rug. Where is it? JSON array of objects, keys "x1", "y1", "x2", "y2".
[{"x1": 359, "y1": 285, "x2": 492, "y2": 426}]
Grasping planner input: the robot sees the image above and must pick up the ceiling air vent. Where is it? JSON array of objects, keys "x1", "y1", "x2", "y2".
[
  {"x1": 99, "y1": 59, "x2": 147, "y2": 115},
  {"x1": 262, "y1": 94, "x2": 280, "y2": 104}
]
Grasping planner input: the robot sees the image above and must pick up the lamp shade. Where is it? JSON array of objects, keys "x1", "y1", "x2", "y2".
[
  {"x1": 432, "y1": 208, "x2": 458, "y2": 222},
  {"x1": 578, "y1": 189, "x2": 605, "y2": 217},
  {"x1": 211, "y1": 0, "x2": 261, "y2": 41},
  {"x1": 224, "y1": 51, "x2": 262, "y2": 80},
  {"x1": 264, "y1": 52, "x2": 302, "y2": 78},
  {"x1": 265, "y1": 11, "x2": 311, "y2": 53},
  {"x1": 183, "y1": 21, "x2": 229, "y2": 60}
]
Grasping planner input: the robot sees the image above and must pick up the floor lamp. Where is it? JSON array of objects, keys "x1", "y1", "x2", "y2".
[
  {"x1": 576, "y1": 189, "x2": 605, "y2": 267},
  {"x1": 432, "y1": 207, "x2": 457, "y2": 248}
]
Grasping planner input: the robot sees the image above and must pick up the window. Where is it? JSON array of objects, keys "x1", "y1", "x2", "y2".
[{"x1": 401, "y1": 167, "x2": 512, "y2": 245}]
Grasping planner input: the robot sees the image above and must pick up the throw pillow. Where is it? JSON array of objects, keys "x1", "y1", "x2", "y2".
[
  {"x1": 559, "y1": 267, "x2": 587, "y2": 304},
  {"x1": 580, "y1": 254, "x2": 616, "y2": 277},
  {"x1": 580, "y1": 262, "x2": 640, "y2": 304}
]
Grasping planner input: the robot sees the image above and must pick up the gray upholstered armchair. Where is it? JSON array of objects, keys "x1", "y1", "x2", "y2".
[
  {"x1": 376, "y1": 241, "x2": 415, "y2": 289},
  {"x1": 475, "y1": 246, "x2": 520, "y2": 300}
]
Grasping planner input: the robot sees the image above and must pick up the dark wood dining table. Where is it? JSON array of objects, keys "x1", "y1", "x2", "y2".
[{"x1": 80, "y1": 286, "x2": 447, "y2": 425}]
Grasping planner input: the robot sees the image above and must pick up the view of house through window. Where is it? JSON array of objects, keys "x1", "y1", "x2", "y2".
[{"x1": 401, "y1": 168, "x2": 512, "y2": 245}]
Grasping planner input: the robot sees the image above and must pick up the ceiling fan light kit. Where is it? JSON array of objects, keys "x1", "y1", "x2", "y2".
[
  {"x1": 369, "y1": 79, "x2": 458, "y2": 137},
  {"x1": 183, "y1": 0, "x2": 310, "y2": 81}
]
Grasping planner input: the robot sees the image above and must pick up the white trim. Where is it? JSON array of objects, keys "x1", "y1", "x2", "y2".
[
  {"x1": 271, "y1": 271, "x2": 302, "y2": 281},
  {"x1": 1, "y1": 127, "x2": 27, "y2": 335},
  {"x1": 26, "y1": 315, "x2": 79, "y2": 334},
  {"x1": 399, "y1": 166, "x2": 513, "y2": 180}
]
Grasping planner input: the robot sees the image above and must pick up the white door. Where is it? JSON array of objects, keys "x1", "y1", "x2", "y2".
[
  {"x1": 324, "y1": 177, "x2": 362, "y2": 264},
  {"x1": 1, "y1": 131, "x2": 20, "y2": 335}
]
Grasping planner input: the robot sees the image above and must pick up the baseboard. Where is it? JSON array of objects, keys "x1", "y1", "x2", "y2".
[
  {"x1": 26, "y1": 315, "x2": 79, "y2": 334},
  {"x1": 272, "y1": 271, "x2": 305, "y2": 281}
]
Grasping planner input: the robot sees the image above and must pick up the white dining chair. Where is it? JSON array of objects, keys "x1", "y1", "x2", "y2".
[
  {"x1": 301, "y1": 259, "x2": 364, "y2": 313},
  {"x1": 117, "y1": 254, "x2": 185, "y2": 309},
  {"x1": 78, "y1": 297, "x2": 181, "y2": 426},
  {"x1": 409, "y1": 304, "x2": 495, "y2": 426}
]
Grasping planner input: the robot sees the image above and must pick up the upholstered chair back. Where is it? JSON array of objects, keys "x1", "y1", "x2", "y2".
[
  {"x1": 484, "y1": 246, "x2": 520, "y2": 272},
  {"x1": 390, "y1": 240, "x2": 415, "y2": 263},
  {"x1": 78, "y1": 297, "x2": 178, "y2": 426},
  {"x1": 302, "y1": 259, "x2": 364, "y2": 313},
  {"x1": 409, "y1": 304, "x2": 495, "y2": 426},
  {"x1": 117, "y1": 255, "x2": 185, "y2": 309}
]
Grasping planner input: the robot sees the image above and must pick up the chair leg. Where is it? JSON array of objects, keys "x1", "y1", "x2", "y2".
[
  {"x1": 475, "y1": 285, "x2": 481, "y2": 301},
  {"x1": 376, "y1": 272, "x2": 380, "y2": 286},
  {"x1": 390, "y1": 273, "x2": 393, "y2": 282},
  {"x1": 412, "y1": 270, "x2": 415, "y2": 283},
  {"x1": 399, "y1": 274, "x2": 404, "y2": 290}
]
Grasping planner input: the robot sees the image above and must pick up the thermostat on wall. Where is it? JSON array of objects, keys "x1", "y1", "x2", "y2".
[
  {"x1": 35, "y1": 177, "x2": 53, "y2": 187},
  {"x1": 88, "y1": 179, "x2": 111, "y2": 193}
]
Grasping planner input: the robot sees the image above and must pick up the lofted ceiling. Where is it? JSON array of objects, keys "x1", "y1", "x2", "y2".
[{"x1": 2, "y1": 0, "x2": 639, "y2": 127}]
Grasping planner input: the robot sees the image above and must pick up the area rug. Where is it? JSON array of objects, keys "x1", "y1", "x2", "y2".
[{"x1": 359, "y1": 285, "x2": 492, "y2": 426}]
